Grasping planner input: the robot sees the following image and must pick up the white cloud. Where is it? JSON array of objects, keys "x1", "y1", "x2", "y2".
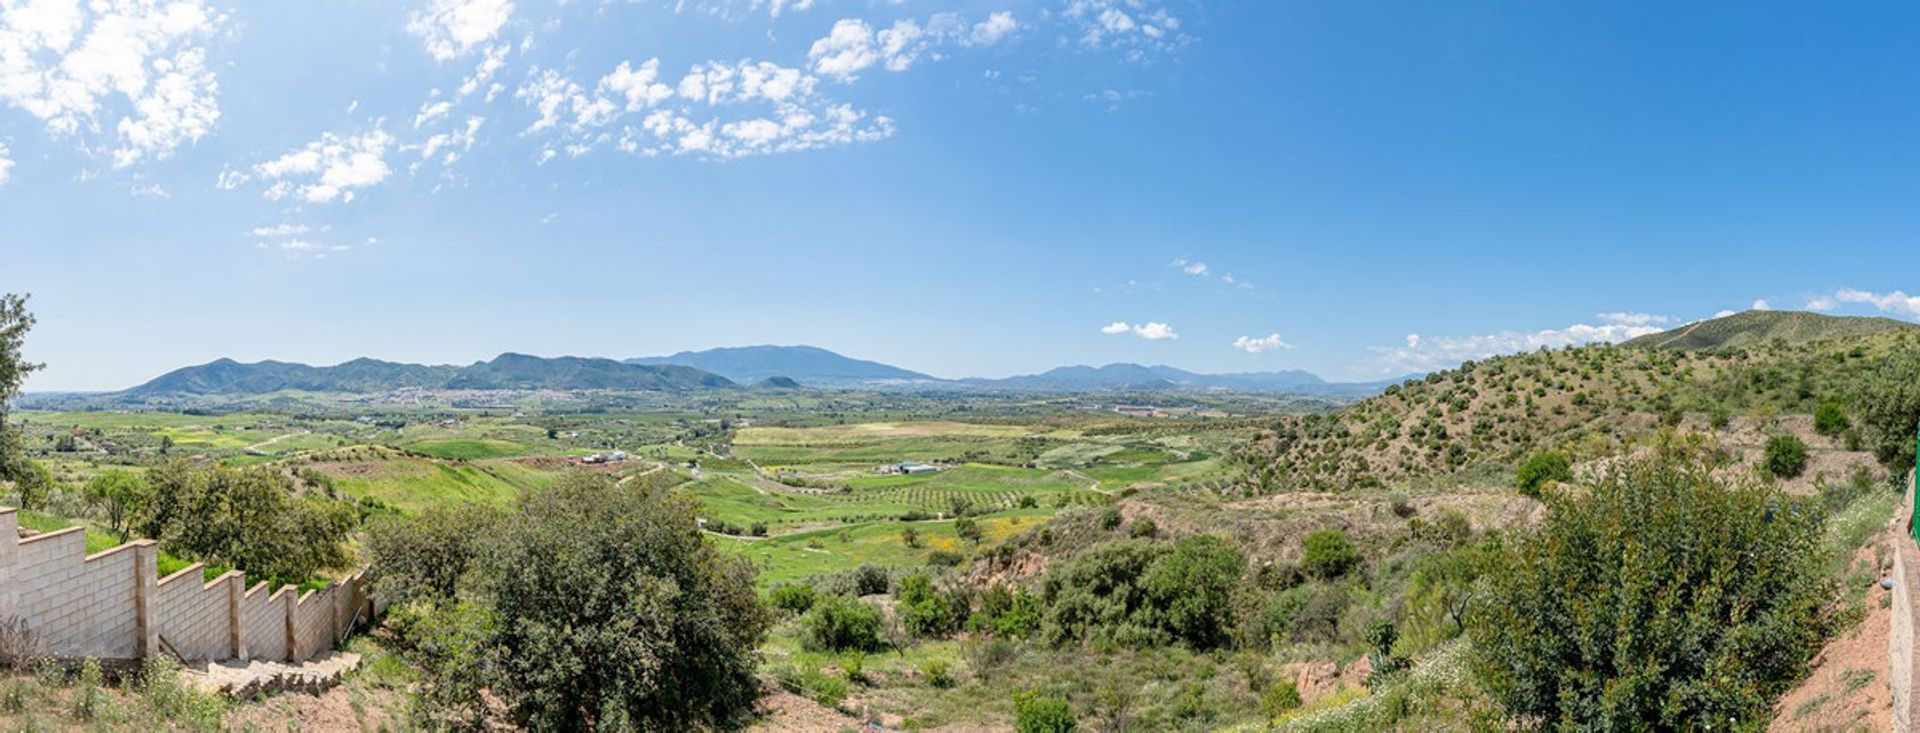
[
  {"x1": 1712, "y1": 309, "x2": 1738, "y2": 319},
  {"x1": 1362, "y1": 314, "x2": 1670, "y2": 376},
  {"x1": 128, "y1": 182, "x2": 168, "y2": 198},
  {"x1": 1062, "y1": 0, "x2": 1188, "y2": 60},
  {"x1": 414, "y1": 100, "x2": 454, "y2": 129},
  {"x1": 517, "y1": 58, "x2": 892, "y2": 159},
  {"x1": 249, "y1": 223, "x2": 311, "y2": 238},
  {"x1": 970, "y1": 11, "x2": 1018, "y2": 45},
  {"x1": 1233, "y1": 333, "x2": 1292, "y2": 354},
  {"x1": 1751, "y1": 298, "x2": 1772, "y2": 311},
  {"x1": 0, "y1": 0, "x2": 224, "y2": 167},
  {"x1": 407, "y1": 0, "x2": 513, "y2": 61},
  {"x1": 252, "y1": 129, "x2": 396, "y2": 204},
  {"x1": 0, "y1": 143, "x2": 11, "y2": 187},
  {"x1": 1133, "y1": 321, "x2": 1178, "y2": 340},
  {"x1": 1101, "y1": 320, "x2": 1177, "y2": 340},
  {"x1": 808, "y1": 11, "x2": 1019, "y2": 81},
  {"x1": 1812, "y1": 288, "x2": 1920, "y2": 320},
  {"x1": 808, "y1": 19, "x2": 880, "y2": 81}
]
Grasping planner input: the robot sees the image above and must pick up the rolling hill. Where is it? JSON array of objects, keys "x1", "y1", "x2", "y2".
[
  {"x1": 968, "y1": 363, "x2": 1407, "y2": 396},
  {"x1": 1235, "y1": 310, "x2": 1920, "y2": 492},
  {"x1": 1623, "y1": 310, "x2": 1918, "y2": 351}
]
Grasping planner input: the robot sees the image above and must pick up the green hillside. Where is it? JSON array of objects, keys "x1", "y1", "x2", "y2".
[
  {"x1": 1622, "y1": 310, "x2": 1917, "y2": 351},
  {"x1": 1235, "y1": 324, "x2": 1920, "y2": 492}
]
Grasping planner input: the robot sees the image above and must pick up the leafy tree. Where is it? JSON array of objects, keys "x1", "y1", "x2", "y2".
[
  {"x1": 898, "y1": 573, "x2": 965, "y2": 638},
  {"x1": 956, "y1": 516, "x2": 983, "y2": 544},
  {"x1": 1764, "y1": 433, "x2": 1809, "y2": 478},
  {"x1": 1851, "y1": 348, "x2": 1920, "y2": 470},
  {"x1": 468, "y1": 473, "x2": 770, "y2": 730},
  {"x1": 0, "y1": 294, "x2": 41, "y2": 496},
  {"x1": 82, "y1": 469, "x2": 148, "y2": 542},
  {"x1": 1470, "y1": 448, "x2": 1832, "y2": 729},
  {"x1": 1300, "y1": 529, "x2": 1359, "y2": 581},
  {"x1": 1813, "y1": 401, "x2": 1850, "y2": 437},
  {"x1": 1514, "y1": 450, "x2": 1571, "y2": 498},
  {"x1": 801, "y1": 594, "x2": 883, "y2": 653},
  {"x1": 902, "y1": 526, "x2": 922, "y2": 548},
  {"x1": 364, "y1": 505, "x2": 501, "y2": 606},
  {"x1": 137, "y1": 460, "x2": 355, "y2": 584},
  {"x1": 9, "y1": 459, "x2": 51, "y2": 511}
]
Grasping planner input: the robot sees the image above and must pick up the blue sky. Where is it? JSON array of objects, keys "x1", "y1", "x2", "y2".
[{"x1": 3, "y1": 0, "x2": 1919, "y2": 391}]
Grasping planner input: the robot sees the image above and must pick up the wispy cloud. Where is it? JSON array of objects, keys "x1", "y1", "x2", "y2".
[
  {"x1": 407, "y1": 0, "x2": 514, "y2": 62},
  {"x1": 1360, "y1": 312, "x2": 1670, "y2": 376},
  {"x1": 1806, "y1": 288, "x2": 1920, "y2": 319},
  {"x1": 1101, "y1": 321, "x2": 1178, "y2": 340}
]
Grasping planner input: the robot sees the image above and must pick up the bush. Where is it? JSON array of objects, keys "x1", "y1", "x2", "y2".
[
  {"x1": 1514, "y1": 450, "x2": 1572, "y2": 498},
  {"x1": 366, "y1": 505, "x2": 500, "y2": 606},
  {"x1": 922, "y1": 660, "x2": 954, "y2": 688},
  {"x1": 770, "y1": 583, "x2": 818, "y2": 616},
  {"x1": 1765, "y1": 434, "x2": 1809, "y2": 478},
  {"x1": 801, "y1": 595, "x2": 883, "y2": 653},
  {"x1": 1261, "y1": 680, "x2": 1302, "y2": 717},
  {"x1": 965, "y1": 637, "x2": 1019, "y2": 680},
  {"x1": 927, "y1": 549, "x2": 965, "y2": 567},
  {"x1": 1300, "y1": 529, "x2": 1360, "y2": 581},
  {"x1": 1387, "y1": 489, "x2": 1412, "y2": 517},
  {"x1": 1040, "y1": 535, "x2": 1244, "y2": 649},
  {"x1": 1098, "y1": 507, "x2": 1123, "y2": 531},
  {"x1": 1470, "y1": 448, "x2": 1833, "y2": 728},
  {"x1": 1128, "y1": 516, "x2": 1157, "y2": 538},
  {"x1": 1814, "y1": 401, "x2": 1850, "y2": 437},
  {"x1": 898, "y1": 573, "x2": 966, "y2": 638},
  {"x1": 1013, "y1": 691, "x2": 1077, "y2": 733}
]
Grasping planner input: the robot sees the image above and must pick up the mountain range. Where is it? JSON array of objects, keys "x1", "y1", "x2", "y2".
[
  {"x1": 99, "y1": 346, "x2": 1399, "y2": 400},
  {"x1": 70, "y1": 311, "x2": 1909, "y2": 402}
]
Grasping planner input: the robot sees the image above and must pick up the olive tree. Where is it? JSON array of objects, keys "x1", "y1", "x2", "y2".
[{"x1": 1471, "y1": 445, "x2": 1832, "y2": 728}]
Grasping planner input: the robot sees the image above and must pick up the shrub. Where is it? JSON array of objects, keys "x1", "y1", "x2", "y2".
[
  {"x1": 1018, "y1": 495, "x2": 1039, "y2": 509},
  {"x1": 1814, "y1": 401, "x2": 1850, "y2": 437},
  {"x1": 777, "y1": 666, "x2": 849, "y2": 708},
  {"x1": 0, "y1": 617, "x2": 38, "y2": 672},
  {"x1": 898, "y1": 573, "x2": 964, "y2": 638},
  {"x1": 1040, "y1": 535, "x2": 1244, "y2": 649},
  {"x1": 1387, "y1": 489, "x2": 1412, "y2": 517},
  {"x1": 801, "y1": 595, "x2": 883, "y2": 653},
  {"x1": 927, "y1": 549, "x2": 965, "y2": 567},
  {"x1": 1765, "y1": 434, "x2": 1809, "y2": 478},
  {"x1": 922, "y1": 660, "x2": 954, "y2": 688},
  {"x1": 902, "y1": 526, "x2": 922, "y2": 548},
  {"x1": 1300, "y1": 529, "x2": 1360, "y2": 581},
  {"x1": 1013, "y1": 691, "x2": 1077, "y2": 733},
  {"x1": 1098, "y1": 507, "x2": 1123, "y2": 531},
  {"x1": 1471, "y1": 448, "x2": 1832, "y2": 728},
  {"x1": 965, "y1": 637, "x2": 1019, "y2": 680},
  {"x1": 770, "y1": 583, "x2": 818, "y2": 616},
  {"x1": 1128, "y1": 516, "x2": 1157, "y2": 538},
  {"x1": 750, "y1": 522, "x2": 768, "y2": 537},
  {"x1": 1261, "y1": 680, "x2": 1303, "y2": 717},
  {"x1": 1514, "y1": 450, "x2": 1572, "y2": 498}
]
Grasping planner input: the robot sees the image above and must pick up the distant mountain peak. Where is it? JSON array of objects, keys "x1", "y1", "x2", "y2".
[{"x1": 626, "y1": 345, "x2": 932, "y2": 384}]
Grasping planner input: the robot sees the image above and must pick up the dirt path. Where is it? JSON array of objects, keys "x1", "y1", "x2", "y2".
[
  {"x1": 1768, "y1": 535, "x2": 1895, "y2": 732},
  {"x1": 246, "y1": 430, "x2": 310, "y2": 454}
]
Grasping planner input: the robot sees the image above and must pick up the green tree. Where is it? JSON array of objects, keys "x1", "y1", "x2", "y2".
[
  {"x1": 1764, "y1": 433, "x2": 1809, "y2": 478},
  {"x1": 0, "y1": 294, "x2": 42, "y2": 497},
  {"x1": 364, "y1": 505, "x2": 500, "y2": 606},
  {"x1": 470, "y1": 473, "x2": 770, "y2": 730},
  {"x1": 1470, "y1": 448, "x2": 1832, "y2": 729},
  {"x1": 955, "y1": 516, "x2": 983, "y2": 544},
  {"x1": 137, "y1": 460, "x2": 355, "y2": 585},
  {"x1": 902, "y1": 526, "x2": 922, "y2": 548},
  {"x1": 82, "y1": 469, "x2": 148, "y2": 542},
  {"x1": 1515, "y1": 450, "x2": 1572, "y2": 498},
  {"x1": 1300, "y1": 529, "x2": 1360, "y2": 581},
  {"x1": 1040, "y1": 535, "x2": 1244, "y2": 650}
]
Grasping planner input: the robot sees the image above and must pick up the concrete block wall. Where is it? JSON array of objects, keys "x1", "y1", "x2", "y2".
[
  {"x1": 0, "y1": 507, "x2": 371, "y2": 664},
  {"x1": 1893, "y1": 473, "x2": 1920, "y2": 732}
]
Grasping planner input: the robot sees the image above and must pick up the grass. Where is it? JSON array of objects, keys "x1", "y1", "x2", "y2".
[{"x1": 404, "y1": 438, "x2": 535, "y2": 460}]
